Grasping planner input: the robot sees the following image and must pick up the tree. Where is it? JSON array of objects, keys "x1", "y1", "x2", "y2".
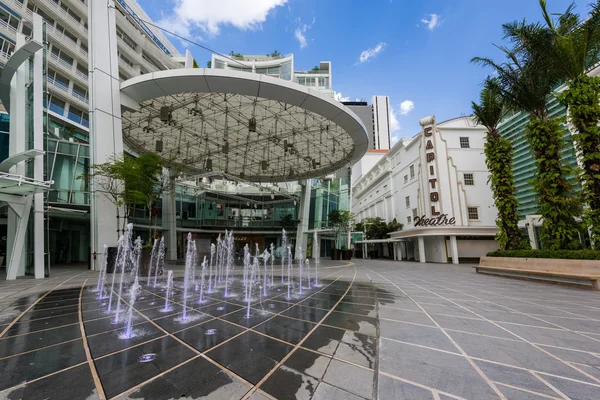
[
  {"x1": 229, "y1": 51, "x2": 244, "y2": 60},
  {"x1": 473, "y1": 18, "x2": 581, "y2": 250},
  {"x1": 206, "y1": 60, "x2": 212, "y2": 68},
  {"x1": 472, "y1": 80, "x2": 529, "y2": 250},
  {"x1": 355, "y1": 217, "x2": 403, "y2": 240},
  {"x1": 267, "y1": 50, "x2": 282, "y2": 58},
  {"x1": 537, "y1": 0, "x2": 600, "y2": 248},
  {"x1": 328, "y1": 209, "x2": 355, "y2": 249},
  {"x1": 84, "y1": 153, "x2": 166, "y2": 242}
]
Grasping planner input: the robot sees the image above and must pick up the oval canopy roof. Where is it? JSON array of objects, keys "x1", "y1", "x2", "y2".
[{"x1": 120, "y1": 69, "x2": 368, "y2": 182}]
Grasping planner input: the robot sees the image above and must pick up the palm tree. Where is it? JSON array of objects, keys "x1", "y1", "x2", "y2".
[
  {"x1": 473, "y1": 19, "x2": 581, "y2": 250},
  {"x1": 472, "y1": 80, "x2": 528, "y2": 250},
  {"x1": 538, "y1": 0, "x2": 600, "y2": 248}
]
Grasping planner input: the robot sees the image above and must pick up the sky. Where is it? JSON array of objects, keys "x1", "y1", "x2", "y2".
[{"x1": 136, "y1": 0, "x2": 590, "y2": 143}]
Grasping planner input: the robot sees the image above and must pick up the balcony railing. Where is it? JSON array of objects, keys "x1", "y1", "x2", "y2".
[
  {"x1": 0, "y1": 18, "x2": 17, "y2": 36},
  {"x1": 40, "y1": 0, "x2": 88, "y2": 39}
]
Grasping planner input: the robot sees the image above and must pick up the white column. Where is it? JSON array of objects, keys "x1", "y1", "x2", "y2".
[
  {"x1": 89, "y1": 0, "x2": 124, "y2": 270},
  {"x1": 418, "y1": 236, "x2": 426, "y2": 263},
  {"x1": 7, "y1": 32, "x2": 28, "y2": 278},
  {"x1": 33, "y1": 14, "x2": 45, "y2": 279},
  {"x1": 295, "y1": 179, "x2": 312, "y2": 259},
  {"x1": 6, "y1": 195, "x2": 33, "y2": 280},
  {"x1": 393, "y1": 242, "x2": 397, "y2": 261},
  {"x1": 450, "y1": 235, "x2": 459, "y2": 264}
]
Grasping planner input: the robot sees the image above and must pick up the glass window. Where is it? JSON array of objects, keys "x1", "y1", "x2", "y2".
[
  {"x1": 403, "y1": 175, "x2": 408, "y2": 183},
  {"x1": 460, "y1": 137, "x2": 470, "y2": 148},
  {"x1": 468, "y1": 206, "x2": 479, "y2": 220},
  {"x1": 412, "y1": 208, "x2": 418, "y2": 218},
  {"x1": 407, "y1": 216, "x2": 411, "y2": 224},
  {"x1": 409, "y1": 165, "x2": 415, "y2": 178},
  {"x1": 405, "y1": 196, "x2": 410, "y2": 208},
  {"x1": 463, "y1": 173, "x2": 474, "y2": 185}
]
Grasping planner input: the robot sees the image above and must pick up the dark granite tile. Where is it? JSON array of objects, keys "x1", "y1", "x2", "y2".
[
  {"x1": 175, "y1": 319, "x2": 245, "y2": 352},
  {"x1": 312, "y1": 381, "x2": 364, "y2": 400},
  {"x1": 221, "y1": 308, "x2": 275, "y2": 328},
  {"x1": 87, "y1": 321, "x2": 164, "y2": 358},
  {"x1": 283, "y1": 348, "x2": 331, "y2": 379},
  {"x1": 14, "y1": 363, "x2": 97, "y2": 400},
  {"x1": 153, "y1": 311, "x2": 211, "y2": 333},
  {"x1": 84, "y1": 314, "x2": 147, "y2": 336},
  {"x1": 332, "y1": 330, "x2": 376, "y2": 369},
  {"x1": 0, "y1": 339, "x2": 86, "y2": 391},
  {"x1": 334, "y1": 302, "x2": 377, "y2": 317},
  {"x1": 0, "y1": 324, "x2": 81, "y2": 358},
  {"x1": 301, "y1": 325, "x2": 345, "y2": 355},
  {"x1": 254, "y1": 316, "x2": 316, "y2": 344},
  {"x1": 95, "y1": 336, "x2": 195, "y2": 398},
  {"x1": 4, "y1": 313, "x2": 80, "y2": 337},
  {"x1": 207, "y1": 331, "x2": 293, "y2": 384},
  {"x1": 282, "y1": 305, "x2": 329, "y2": 323},
  {"x1": 197, "y1": 301, "x2": 243, "y2": 317}
]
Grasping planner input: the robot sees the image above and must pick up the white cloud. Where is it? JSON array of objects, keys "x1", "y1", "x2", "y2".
[
  {"x1": 399, "y1": 100, "x2": 415, "y2": 116},
  {"x1": 158, "y1": 0, "x2": 287, "y2": 38},
  {"x1": 294, "y1": 17, "x2": 315, "y2": 48},
  {"x1": 421, "y1": 14, "x2": 441, "y2": 31},
  {"x1": 359, "y1": 42, "x2": 387, "y2": 63},
  {"x1": 334, "y1": 91, "x2": 351, "y2": 102},
  {"x1": 390, "y1": 109, "x2": 400, "y2": 132}
]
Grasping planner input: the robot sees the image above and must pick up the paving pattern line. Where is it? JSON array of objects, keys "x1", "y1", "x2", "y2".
[
  {"x1": 110, "y1": 266, "x2": 352, "y2": 399},
  {"x1": 368, "y1": 269, "x2": 507, "y2": 400},
  {"x1": 78, "y1": 279, "x2": 107, "y2": 400},
  {"x1": 406, "y1": 274, "x2": 600, "y2": 386},
  {"x1": 240, "y1": 264, "x2": 359, "y2": 400},
  {"x1": 377, "y1": 269, "x2": 600, "y2": 395},
  {"x1": 0, "y1": 271, "x2": 88, "y2": 338}
]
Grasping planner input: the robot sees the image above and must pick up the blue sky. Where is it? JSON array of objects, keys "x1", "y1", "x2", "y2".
[{"x1": 137, "y1": 0, "x2": 589, "y2": 141}]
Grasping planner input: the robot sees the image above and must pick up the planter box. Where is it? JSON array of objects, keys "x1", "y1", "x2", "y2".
[
  {"x1": 331, "y1": 248, "x2": 341, "y2": 260},
  {"x1": 476, "y1": 256, "x2": 600, "y2": 290},
  {"x1": 341, "y1": 249, "x2": 353, "y2": 260}
]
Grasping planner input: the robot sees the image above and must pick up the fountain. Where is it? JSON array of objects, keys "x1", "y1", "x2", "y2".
[
  {"x1": 243, "y1": 244, "x2": 250, "y2": 299},
  {"x1": 214, "y1": 235, "x2": 222, "y2": 287},
  {"x1": 298, "y1": 247, "x2": 304, "y2": 295},
  {"x1": 122, "y1": 275, "x2": 141, "y2": 338},
  {"x1": 96, "y1": 244, "x2": 108, "y2": 299},
  {"x1": 132, "y1": 237, "x2": 142, "y2": 277},
  {"x1": 146, "y1": 239, "x2": 158, "y2": 286},
  {"x1": 286, "y1": 245, "x2": 293, "y2": 300},
  {"x1": 162, "y1": 270, "x2": 174, "y2": 312},
  {"x1": 269, "y1": 243, "x2": 275, "y2": 287},
  {"x1": 263, "y1": 249, "x2": 270, "y2": 297},
  {"x1": 224, "y1": 231, "x2": 234, "y2": 297},
  {"x1": 208, "y1": 243, "x2": 215, "y2": 293},
  {"x1": 115, "y1": 224, "x2": 134, "y2": 322},
  {"x1": 198, "y1": 255, "x2": 207, "y2": 304},
  {"x1": 181, "y1": 233, "x2": 194, "y2": 322},
  {"x1": 153, "y1": 237, "x2": 165, "y2": 288},
  {"x1": 246, "y1": 256, "x2": 259, "y2": 318},
  {"x1": 313, "y1": 231, "x2": 320, "y2": 287},
  {"x1": 306, "y1": 259, "x2": 311, "y2": 290},
  {"x1": 107, "y1": 235, "x2": 124, "y2": 312},
  {"x1": 281, "y1": 229, "x2": 288, "y2": 283}
]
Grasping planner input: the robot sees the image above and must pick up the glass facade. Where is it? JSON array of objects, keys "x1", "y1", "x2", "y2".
[
  {"x1": 46, "y1": 138, "x2": 90, "y2": 205},
  {"x1": 499, "y1": 96, "x2": 580, "y2": 217}
]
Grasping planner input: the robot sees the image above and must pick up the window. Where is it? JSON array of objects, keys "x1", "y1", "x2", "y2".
[
  {"x1": 463, "y1": 173, "x2": 474, "y2": 186},
  {"x1": 407, "y1": 216, "x2": 412, "y2": 224},
  {"x1": 405, "y1": 196, "x2": 410, "y2": 208},
  {"x1": 404, "y1": 175, "x2": 408, "y2": 183},
  {"x1": 409, "y1": 165, "x2": 415, "y2": 178},
  {"x1": 468, "y1": 206, "x2": 479, "y2": 220},
  {"x1": 460, "y1": 137, "x2": 470, "y2": 148},
  {"x1": 412, "y1": 208, "x2": 418, "y2": 218}
]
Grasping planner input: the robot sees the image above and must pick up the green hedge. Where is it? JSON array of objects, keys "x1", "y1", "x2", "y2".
[{"x1": 487, "y1": 250, "x2": 600, "y2": 260}]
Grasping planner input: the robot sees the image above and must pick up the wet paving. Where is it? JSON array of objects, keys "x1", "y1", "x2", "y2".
[{"x1": 1, "y1": 260, "x2": 600, "y2": 399}]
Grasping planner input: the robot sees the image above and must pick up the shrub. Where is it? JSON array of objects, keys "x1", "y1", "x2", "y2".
[{"x1": 487, "y1": 249, "x2": 600, "y2": 260}]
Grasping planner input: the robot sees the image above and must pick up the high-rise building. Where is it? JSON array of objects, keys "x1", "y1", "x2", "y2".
[
  {"x1": 0, "y1": 0, "x2": 190, "y2": 269},
  {"x1": 211, "y1": 53, "x2": 333, "y2": 98},
  {"x1": 343, "y1": 95, "x2": 392, "y2": 150}
]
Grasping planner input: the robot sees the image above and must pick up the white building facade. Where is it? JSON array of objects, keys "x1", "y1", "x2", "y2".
[
  {"x1": 343, "y1": 96, "x2": 392, "y2": 150},
  {"x1": 352, "y1": 115, "x2": 499, "y2": 263}
]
